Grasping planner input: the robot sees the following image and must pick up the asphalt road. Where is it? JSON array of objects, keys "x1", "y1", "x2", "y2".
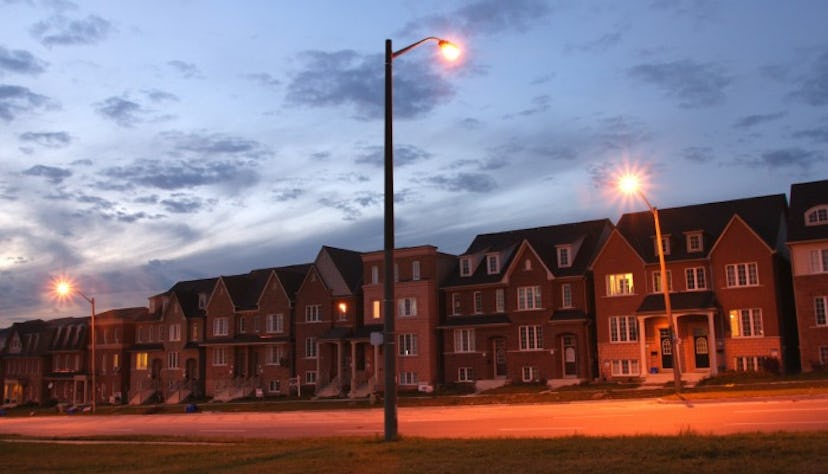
[{"x1": 2, "y1": 397, "x2": 828, "y2": 439}]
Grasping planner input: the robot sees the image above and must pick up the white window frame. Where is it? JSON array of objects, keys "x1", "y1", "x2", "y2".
[
  {"x1": 810, "y1": 249, "x2": 828, "y2": 274},
  {"x1": 729, "y1": 308, "x2": 764, "y2": 337},
  {"x1": 399, "y1": 371, "x2": 417, "y2": 385},
  {"x1": 654, "y1": 236, "x2": 671, "y2": 256},
  {"x1": 454, "y1": 328, "x2": 475, "y2": 353},
  {"x1": 412, "y1": 260, "x2": 421, "y2": 281},
  {"x1": 609, "y1": 316, "x2": 638, "y2": 343},
  {"x1": 212, "y1": 347, "x2": 228, "y2": 366},
  {"x1": 305, "y1": 371, "x2": 317, "y2": 385},
  {"x1": 460, "y1": 257, "x2": 472, "y2": 277},
  {"x1": 517, "y1": 286, "x2": 542, "y2": 310},
  {"x1": 266, "y1": 345, "x2": 284, "y2": 365},
  {"x1": 371, "y1": 265, "x2": 379, "y2": 284},
  {"x1": 458, "y1": 367, "x2": 473, "y2": 382},
  {"x1": 398, "y1": 333, "x2": 418, "y2": 356},
  {"x1": 806, "y1": 205, "x2": 828, "y2": 226},
  {"x1": 557, "y1": 245, "x2": 572, "y2": 268},
  {"x1": 495, "y1": 288, "x2": 505, "y2": 313},
  {"x1": 561, "y1": 283, "x2": 573, "y2": 308},
  {"x1": 686, "y1": 232, "x2": 703, "y2": 252},
  {"x1": 606, "y1": 273, "x2": 634, "y2": 296},
  {"x1": 519, "y1": 325, "x2": 543, "y2": 351},
  {"x1": 611, "y1": 359, "x2": 640, "y2": 376},
  {"x1": 266, "y1": 313, "x2": 284, "y2": 333},
  {"x1": 521, "y1": 366, "x2": 539, "y2": 382},
  {"x1": 168, "y1": 351, "x2": 180, "y2": 369},
  {"x1": 398, "y1": 297, "x2": 417, "y2": 317},
  {"x1": 305, "y1": 304, "x2": 321, "y2": 322},
  {"x1": 451, "y1": 293, "x2": 462, "y2": 315},
  {"x1": 652, "y1": 270, "x2": 673, "y2": 293},
  {"x1": 685, "y1": 267, "x2": 707, "y2": 290},
  {"x1": 473, "y1": 291, "x2": 483, "y2": 313},
  {"x1": 213, "y1": 317, "x2": 228, "y2": 336},
  {"x1": 486, "y1": 254, "x2": 500, "y2": 274},
  {"x1": 238, "y1": 316, "x2": 246, "y2": 334},
  {"x1": 305, "y1": 337, "x2": 317, "y2": 359},
  {"x1": 268, "y1": 379, "x2": 281, "y2": 393},
  {"x1": 734, "y1": 356, "x2": 762, "y2": 372},
  {"x1": 725, "y1": 262, "x2": 759, "y2": 287},
  {"x1": 816, "y1": 296, "x2": 827, "y2": 327}
]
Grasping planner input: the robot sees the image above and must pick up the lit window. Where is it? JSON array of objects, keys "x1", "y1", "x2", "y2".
[
  {"x1": 372, "y1": 300, "x2": 381, "y2": 319},
  {"x1": 607, "y1": 273, "x2": 634, "y2": 296},
  {"x1": 136, "y1": 352, "x2": 148, "y2": 370},
  {"x1": 729, "y1": 308, "x2": 763, "y2": 337}
]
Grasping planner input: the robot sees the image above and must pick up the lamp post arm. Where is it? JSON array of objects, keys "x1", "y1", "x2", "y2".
[{"x1": 391, "y1": 36, "x2": 441, "y2": 59}]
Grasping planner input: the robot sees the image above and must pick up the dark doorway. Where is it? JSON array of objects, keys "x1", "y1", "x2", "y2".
[
  {"x1": 493, "y1": 337, "x2": 507, "y2": 378},
  {"x1": 562, "y1": 335, "x2": 577, "y2": 377},
  {"x1": 694, "y1": 335, "x2": 710, "y2": 368},
  {"x1": 660, "y1": 328, "x2": 673, "y2": 369}
]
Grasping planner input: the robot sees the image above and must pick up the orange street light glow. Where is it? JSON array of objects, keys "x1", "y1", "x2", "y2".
[
  {"x1": 439, "y1": 40, "x2": 460, "y2": 61},
  {"x1": 53, "y1": 278, "x2": 74, "y2": 299}
]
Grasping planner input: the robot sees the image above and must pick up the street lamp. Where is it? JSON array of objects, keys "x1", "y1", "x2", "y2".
[
  {"x1": 55, "y1": 279, "x2": 97, "y2": 412},
  {"x1": 384, "y1": 36, "x2": 459, "y2": 441},
  {"x1": 618, "y1": 174, "x2": 682, "y2": 393}
]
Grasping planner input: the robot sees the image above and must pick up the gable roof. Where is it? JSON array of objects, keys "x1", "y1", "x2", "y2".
[
  {"x1": 444, "y1": 219, "x2": 613, "y2": 287},
  {"x1": 167, "y1": 277, "x2": 218, "y2": 318},
  {"x1": 97, "y1": 306, "x2": 149, "y2": 323},
  {"x1": 47, "y1": 317, "x2": 89, "y2": 352},
  {"x1": 316, "y1": 246, "x2": 363, "y2": 296},
  {"x1": 615, "y1": 194, "x2": 787, "y2": 263},
  {"x1": 788, "y1": 179, "x2": 828, "y2": 242}
]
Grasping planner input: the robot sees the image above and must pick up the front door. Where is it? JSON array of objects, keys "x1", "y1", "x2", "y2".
[
  {"x1": 694, "y1": 336, "x2": 710, "y2": 368},
  {"x1": 185, "y1": 358, "x2": 197, "y2": 381},
  {"x1": 660, "y1": 328, "x2": 673, "y2": 369},
  {"x1": 562, "y1": 335, "x2": 577, "y2": 377},
  {"x1": 493, "y1": 338, "x2": 507, "y2": 378}
]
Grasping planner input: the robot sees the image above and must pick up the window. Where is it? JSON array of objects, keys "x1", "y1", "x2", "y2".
[
  {"x1": 729, "y1": 308, "x2": 763, "y2": 337},
  {"x1": 460, "y1": 257, "x2": 472, "y2": 277},
  {"x1": 337, "y1": 303, "x2": 348, "y2": 321},
  {"x1": 305, "y1": 305, "x2": 321, "y2": 322},
  {"x1": 486, "y1": 254, "x2": 500, "y2": 274},
  {"x1": 398, "y1": 297, "x2": 417, "y2": 317},
  {"x1": 495, "y1": 289, "x2": 505, "y2": 313},
  {"x1": 394, "y1": 263, "x2": 399, "y2": 282},
  {"x1": 458, "y1": 367, "x2": 473, "y2": 382},
  {"x1": 213, "y1": 317, "x2": 228, "y2": 336},
  {"x1": 253, "y1": 315, "x2": 261, "y2": 333},
  {"x1": 452, "y1": 293, "x2": 462, "y2": 315},
  {"x1": 371, "y1": 265, "x2": 379, "y2": 284},
  {"x1": 191, "y1": 323, "x2": 199, "y2": 341},
  {"x1": 266, "y1": 313, "x2": 284, "y2": 333},
  {"x1": 168, "y1": 351, "x2": 180, "y2": 369},
  {"x1": 686, "y1": 233, "x2": 703, "y2": 252},
  {"x1": 473, "y1": 291, "x2": 483, "y2": 313},
  {"x1": 305, "y1": 337, "x2": 317, "y2": 358},
  {"x1": 266, "y1": 345, "x2": 284, "y2": 365},
  {"x1": 652, "y1": 270, "x2": 673, "y2": 293},
  {"x1": 820, "y1": 347, "x2": 828, "y2": 366},
  {"x1": 611, "y1": 360, "x2": 640, "y2": 376},
  {"x1": 609, "y1": 316, "x2": 638, "y2": 343},
  {"x1": 735, "y1": 356, "x2": 762, "y2": 372},
  {"x1": 412, "y1": 261, "x2": 421, "y2": 281},
  {"x1": 113, "y1": 353, "x2": 120, "y2": 372},
  {"x1": 136, "y1": 353, "x2": 148, "y2": 372},
  {"x1": 517, "y1": 286, "x2": 542, "y2": 310},
  {"x1": 561, "y1": 283, "x2": 573, "y2": 308},
  {"x1": 725, "y1": 262, "x2": 759, "y2": 287},
  {"x1": 305, "y1": 371, "x2": 317, "y2": 385},
  {"x1": 522, "y1": 366, "x2": 539, "y2": 382},
  {"x1": 810, "y1": 249, "x2": 828, "y2": 274},
  {"x1": 213, "y1": 348, "x2": 228, "y2": 366},
  {"x1": 268, "y1": 379, "x2": 281, "y2": 393},
  {"x1": 606, "y1": 273, "x2": 634, "y2": 296},
  {"x1": 806, "y1": 206, "x2": 828, "y2": 226},
  {"x1": 454, "y1": 328, "x2": 475, "y2": 353},
  {"x1": 557, "y1": 246, "x2": 571, "y2": 268},
  {"x1": 238, "y1": 317, "x2": 246, "y2": 334},
  {"x1": 398, "y1": 333, "x2": 418, "y2": 356},
  {"x1": 686, "y1": 267, "x2": 707, "y2": 290},
  {"x1": 519, "y1": 325, "x2": 543, "y2": 350},
  {"x1": 524, "y1": 259, "x2": 532, "y2": 271},
  {"x1": 198, "y1": 293, "x2": 208, "y2": 309},
  {"x1": 372, "y1": 300, "x2": 381, "y2": 319},
  {"x1": 399, "y1": 371, "x2": 417, "y2": 385},
  {"x1": 816, "y1": 297, "x2": 827, "y2": 326}
]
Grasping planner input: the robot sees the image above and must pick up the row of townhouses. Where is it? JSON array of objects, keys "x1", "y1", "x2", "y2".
[{"x1": 2, "y1": 179, "x2": 827, "y2": 407}]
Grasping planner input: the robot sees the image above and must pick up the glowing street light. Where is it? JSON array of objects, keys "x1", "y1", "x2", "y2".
[
  {"x1": 384, "y1": 36, "x2": 459, "y2": 441},
  {"x1": 55, "y1": 278, "x2": 98, "y2": 412},
  {"x1": 618, "y1": 173, "x2": 682, "y2": 393}
]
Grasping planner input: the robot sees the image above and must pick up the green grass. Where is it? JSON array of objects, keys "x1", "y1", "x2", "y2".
[{"x1": 3, "y1": 432, "x2": 828, "y2": 473}]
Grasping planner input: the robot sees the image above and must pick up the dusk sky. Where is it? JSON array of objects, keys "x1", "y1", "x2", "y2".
[{"x1": 2, "y1": 0, "x2": 827, "y2": 326}]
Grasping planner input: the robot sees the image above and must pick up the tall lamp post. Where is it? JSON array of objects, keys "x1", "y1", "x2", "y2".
[
  {"x1": 619, "y1": 175, "x2": 682, "y2": 393},
  {"x1": 384, "y1": 36, "x2": 459, "y2": 441},
  {"x1": 55, "y1": 280, "x2": 97, "y2": 412}
]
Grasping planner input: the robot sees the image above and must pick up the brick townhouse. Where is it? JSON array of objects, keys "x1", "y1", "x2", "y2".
[
  {"x1": 293, "y1": 246, "x2": 362, "y2": 396},
  {"x1": 362, "y1": 245, "x2": 457, "y2": 393},
  {"x1": 2, "y1": 320, "x2": 51, "y2": 405},
  {"x1": 440, "y1": 220, "x2": 613, "y2": 388},
  {"x1": 94, "y1": 307, "x2": 144, "y2": 405},
  {"x1": 593, "y1": 194, "x2": 797, "y2": 382},
  {"x1": 788, "y1": 179, "x2": 828, "y2": 371},
  {"x1": 44, "y1": 317, "x2": 90, "y2": 406}
]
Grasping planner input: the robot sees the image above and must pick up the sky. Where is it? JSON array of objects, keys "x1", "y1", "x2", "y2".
[{"x1": 1, "y1": 0, "x2": 827, "y2": 326}]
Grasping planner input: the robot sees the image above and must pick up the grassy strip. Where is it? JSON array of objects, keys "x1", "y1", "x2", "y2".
[{"x1": 3, "y1": 432, "x2": 828, "y2": 473}]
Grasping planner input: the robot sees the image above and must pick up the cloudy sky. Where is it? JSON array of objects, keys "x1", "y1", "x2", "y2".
[{"x1": 1, "y1": 0, "x2": 827, "y2": 326}]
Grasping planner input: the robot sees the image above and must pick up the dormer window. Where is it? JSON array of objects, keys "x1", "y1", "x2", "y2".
[
  {"x1": 198, "y1": 293, "x2": 208, "y2": 309},
  {"x1": 686, "y1": 232, "x2": 703, "y2": 253},
  {"x1": 460, "y1": 257, "x2": 472, "y2": 277},
  {"x1": 653, "y1": 236, "x2": 671, "y2": 256},
  {"x1": 557, "y1": 245, "x2": 572, "y2": 268},
  {"x1": 806, "y1": 205, "x2": 828, "y2": 226},
  {"x1": 486, "y1": 254, "x2": 500, "y2": 274}
]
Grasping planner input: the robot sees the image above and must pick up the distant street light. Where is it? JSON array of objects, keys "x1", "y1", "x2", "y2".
[
  {"x1": 384, "y1": 36, "x2": 459, "y2": 441},
  {"x1": 55, "y1": 279, "x2": 98, "y2": 412},
  {"x1": 618, "y1": 174, "x2": 682, "y2": 393}
]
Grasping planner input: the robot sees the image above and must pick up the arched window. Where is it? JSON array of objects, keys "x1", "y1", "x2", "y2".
[{"x1": 806, "y1": 205, "x2": 828, "y2": 226}]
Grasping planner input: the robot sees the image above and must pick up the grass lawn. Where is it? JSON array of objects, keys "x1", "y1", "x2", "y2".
[{"x1": 3, "y1": 432, "x2": 828, "y2": 473}]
